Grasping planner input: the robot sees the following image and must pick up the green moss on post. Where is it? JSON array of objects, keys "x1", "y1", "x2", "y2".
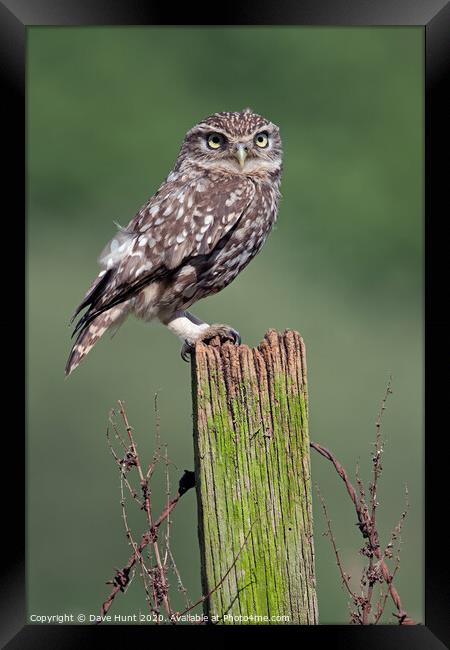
[{"x1": 191, "y1": 329, "x2": 318, "y2": 624}]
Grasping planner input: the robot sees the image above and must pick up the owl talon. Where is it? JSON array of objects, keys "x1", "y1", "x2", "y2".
[
  {"x1": 198, "y1": 324, "x2": 241, "y2": 346},
  {"x1": 180, "y1": 324, "x2": 241, "y2": 362},
  {"x1": 181, "y1": 341, "x2": 194, "y2": 362}
]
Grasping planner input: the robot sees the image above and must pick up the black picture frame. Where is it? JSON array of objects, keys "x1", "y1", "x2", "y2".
[{"x1": 3, "y1": 1, "x2": 448, "y2": 646}]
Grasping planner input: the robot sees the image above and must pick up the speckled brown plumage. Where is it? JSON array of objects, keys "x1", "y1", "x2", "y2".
[{"x1": 66, "y1": 109, "x2": 282, "y2": 375}]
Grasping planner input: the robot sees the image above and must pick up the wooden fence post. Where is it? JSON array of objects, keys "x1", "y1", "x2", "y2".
[{"x1": 191, "y1": 329, "x2": 318, "y2": 624}]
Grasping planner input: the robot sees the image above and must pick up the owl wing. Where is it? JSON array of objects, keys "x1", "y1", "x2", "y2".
[{"x1": 71, "y1": 174, "x2": 255, "y2": 335}]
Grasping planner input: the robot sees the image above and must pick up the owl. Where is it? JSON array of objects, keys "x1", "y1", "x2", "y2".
[{"x1": 66, "y1": 109, "x2": 283, "y2": 376}]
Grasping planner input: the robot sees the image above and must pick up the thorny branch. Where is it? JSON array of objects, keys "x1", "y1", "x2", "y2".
[
  {"x1": 310, "y1": 378, "x2": 414, "y2": 625},
  {"x1": 100, "y1": 398, "x2": 252, "y2": 625},
  {"x1": 117, "y1": 400, "x2": 172, "y2": 617},
  {"x1": 101, "y1": 398, "x2": 196, "y2": 622}
]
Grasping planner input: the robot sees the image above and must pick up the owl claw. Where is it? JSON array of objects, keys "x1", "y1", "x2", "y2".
[
  {"x1": 227, "y1": 327, "x2": 241, "y2": 345},
  {"x1": 199, "y1": 324, "x2": 241, "y2": 347},
  {"x1": 181, "y1": 341, "x2": 194, "y2": 362},
  {"x1": 180, "y1": 324, "x2": 241, "y2": 362}
]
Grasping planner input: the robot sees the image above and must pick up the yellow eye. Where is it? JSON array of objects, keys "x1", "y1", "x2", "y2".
[
  {"x1": 255, "y1": 132, "x2": 269, "y2": 148},
  {"x1": 207, "y1": 133, "x2": 224, "y2": 149}
]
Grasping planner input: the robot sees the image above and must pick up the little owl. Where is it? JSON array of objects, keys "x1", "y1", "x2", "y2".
[{"x1": 66, "y1": 109, "x2": 282, "y2": 375}]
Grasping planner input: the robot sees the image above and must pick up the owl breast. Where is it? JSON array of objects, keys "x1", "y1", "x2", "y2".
[{"x1": 158, "y1": 179, "x2": 280, "y2": 313}]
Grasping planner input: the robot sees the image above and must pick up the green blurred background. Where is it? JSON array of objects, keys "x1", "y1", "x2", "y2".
[{"x1": 27, "y1": 27, "x2": 423, "y2": 624}]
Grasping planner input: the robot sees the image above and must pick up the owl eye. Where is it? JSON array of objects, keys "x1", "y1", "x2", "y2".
[
  {"x1": 207, "y1": 133, "x2": 224, "y2": 149},
  {"x1": 254, "y1": 132, "x2": 269, "y2": 148}
]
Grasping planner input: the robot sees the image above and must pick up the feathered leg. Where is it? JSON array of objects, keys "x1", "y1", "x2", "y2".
[{"x1": 162, "y1": 310, "x2": 241, "y2": 361}]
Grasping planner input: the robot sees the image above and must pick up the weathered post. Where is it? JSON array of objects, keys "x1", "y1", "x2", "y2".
[{"x1": 191, "y1": 329, "x2": 318, "y2": 624}]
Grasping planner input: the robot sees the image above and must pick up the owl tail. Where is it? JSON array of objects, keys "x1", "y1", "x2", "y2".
[{"x1": 65, "y1": 307, "x2": 124, "y2": 377}]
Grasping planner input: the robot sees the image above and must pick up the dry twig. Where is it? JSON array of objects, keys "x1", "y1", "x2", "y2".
[
  {"x1": 101, "y1": 400, "x2": 195, "y2": 622},
  {"x1": 310, "y1": 379, "x2": 414, "y2": 625},
  {"x1": 100, "y1": 399, "x2": 252, "y2": 625}
]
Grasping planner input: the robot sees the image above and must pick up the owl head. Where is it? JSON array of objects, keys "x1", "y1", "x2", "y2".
[{"x1": 176, "y1": 109, "x2": 282, "y2": 176}]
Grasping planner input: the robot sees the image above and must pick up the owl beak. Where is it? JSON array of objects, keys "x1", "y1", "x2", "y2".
[{"x1": 234, "y1": 143, "x2": 248, "y2": 169}]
